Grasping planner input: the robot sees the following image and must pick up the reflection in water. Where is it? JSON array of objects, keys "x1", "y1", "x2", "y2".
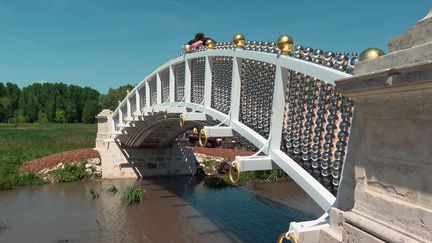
[{"x1": 0, "y1": 177, "x2": 322, "y2": 243}]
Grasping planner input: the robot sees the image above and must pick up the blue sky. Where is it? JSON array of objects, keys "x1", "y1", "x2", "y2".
[{"x1": 0, "y1": 0, "x2": 430, "y2": 93}]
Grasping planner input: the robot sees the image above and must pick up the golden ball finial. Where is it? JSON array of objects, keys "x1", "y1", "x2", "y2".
[
  {"x1": 277, "y1": 35, "x2": 294, "y2": 55},
  {"x1": 233, "y1": 33, "x2": 245, "y2": 48},
  {"x1": 118, "y1": 100, "x2": 121, "y2": 104},
  {"x1": 126, "y1": 89, "x2": 129, "y2": 94},
  {"x1": 359, "y1": 48, "x2": 385, "y2": 62},
  {"x1": 205, "y1": 39, "x2": 215, "y2": 49}
]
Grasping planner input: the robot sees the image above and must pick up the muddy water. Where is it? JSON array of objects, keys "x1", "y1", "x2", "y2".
[{"x1": 0, "y1": 177, "x2": 322, "y2": 243}]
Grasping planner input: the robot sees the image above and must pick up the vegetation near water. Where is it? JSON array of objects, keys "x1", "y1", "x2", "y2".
[
  {"x1": 51, "y1": 163, "x2": 90, "y2": 183},
  {"x1": 0, "y1": 123, "x2": 97, "y2": 190},
  {"x1": 124, "y1": 188, "x2": 146, "y2": 205}
]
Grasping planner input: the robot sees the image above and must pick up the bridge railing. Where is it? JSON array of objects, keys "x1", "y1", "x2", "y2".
[{"x1": 110, "y1": 44, "x2": 355, "y2": 211}]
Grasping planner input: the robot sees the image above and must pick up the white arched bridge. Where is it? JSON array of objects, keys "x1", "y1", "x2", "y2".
[{"x1": 103, "y1": 41, "x2": 355, "y2": 215}]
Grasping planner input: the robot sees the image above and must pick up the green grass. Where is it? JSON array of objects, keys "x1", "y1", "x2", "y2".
[
  {"x1": 124, "y1": 187, "x2": 146, "y2": 205},
  {"x1": 224, "y1": 169, "x2": 288, "y2": 185},
  {"x1": 0, "y1": 123, "x2": 97, "y2": 190}
]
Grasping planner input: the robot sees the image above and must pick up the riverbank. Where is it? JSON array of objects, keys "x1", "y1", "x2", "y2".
[{"x1": 0, "y1": 123, "x2": 97, "y2": 190}]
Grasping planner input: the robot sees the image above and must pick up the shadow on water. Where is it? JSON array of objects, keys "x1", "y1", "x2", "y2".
[{"x1": 140, "y1": 175, "x2": 321, "y2": 242}]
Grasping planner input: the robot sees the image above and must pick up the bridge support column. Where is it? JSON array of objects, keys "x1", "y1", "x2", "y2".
[
  {"x1": 95, "y1": 109, "x2": 112, "y2": 150},
  {"x1": 100, "y1": 137, "x2": 197, "y2": 178},
  {"x1": 96, "y1": 110, "x2": 196, "y2": 178},
  {"x1": 318, "y1": 11, "x2": 432, "y2": 243}
]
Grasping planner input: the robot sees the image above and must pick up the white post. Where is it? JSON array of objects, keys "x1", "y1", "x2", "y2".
[
  {"x1": 126, "y1": 97, "x2": 131, "y2": 119},
  {"x1": 119, "y1": 107, "x2": 123, "y2": 125},
  {"x1": 184, "y1": 59, "x2": 192, "y2": 103},
  {"x1": 110, "y1": 117, "x2": 116, "y2": 133},
  {"x1": 204, "y1": 56, "x2": 213, "y2": 108},
  {"x1": 269, "y1": 66, "x2": 288, "y2": 151},
  {"x1": 169, "y1": 65, "x2": 175, "y2": 102},
  {"x1": 229, "y1": 57, "x2": 242, "y2": 124},
  {"x1": 135, "y1": 89, "x2": 140, "y2": 114},
  {"x1": 145, "y1": 81, "x2": 150, "y2": 108},
  {"x1": 156, "y1": 72, "x2": 162, "y2": 104}
]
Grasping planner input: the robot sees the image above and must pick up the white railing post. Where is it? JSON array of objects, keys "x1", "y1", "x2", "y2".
[
  {"x1": 119, "y1": 107, "x2": 123, "y2": 125},
  {"x1": 145, "y1": 81, "x2": 150, "y2": 108},
  {"x1": 110, "y1": 117, "x2": 116, "y2": 133},
  {"x1": 185, "y1": 59, "x2": 192, "y2": 103},
  {"x1": 126, "y1": 98, "x2": 131, "y2": 119},
  {"x1": 169, "y1": 65, "x2": 175, "y2": 102},
  {"x1": 269, "y1": 65, "x2": 288, "y2": 150},
  {"x1": 156, "y1": 72, "x2": 162, "y2": 104},
  {"x1": 229, "y1": 57, "x2": 242, "y2": 124},
  {"x1": 204, "y1": 56, "x2": 213, "y2": 108},
  {"x1": 135, "y1": 89, "x2": 140, "y2": 114}
]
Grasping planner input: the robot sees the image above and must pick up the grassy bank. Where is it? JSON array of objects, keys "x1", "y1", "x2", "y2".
[{"x1": 0, "y1": 123, "x2": 97, "y2": 190}]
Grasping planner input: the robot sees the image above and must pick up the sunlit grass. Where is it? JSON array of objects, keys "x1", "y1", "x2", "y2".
[{"x1": 0, "y1": 123, "x2": 96, "y2": 190}]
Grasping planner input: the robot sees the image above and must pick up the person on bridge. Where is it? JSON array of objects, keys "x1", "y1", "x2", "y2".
[{"x1": 183, "y1": 32, "x2": 213, "y2": 53}]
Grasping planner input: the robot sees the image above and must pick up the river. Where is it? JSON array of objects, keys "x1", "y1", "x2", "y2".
[{"x1": 0, "y1": 177, "x2": 322, "y2": 243}]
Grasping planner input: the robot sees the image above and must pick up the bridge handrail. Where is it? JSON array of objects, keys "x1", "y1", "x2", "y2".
[
  {"x1": 110, "y1": 45, "x2": 355, "y2": 212},
  {"x1": 112, "y1": 48, "x2": 351, "y2": 117}
]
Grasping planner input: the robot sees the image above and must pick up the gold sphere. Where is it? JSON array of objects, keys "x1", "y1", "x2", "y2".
[
  {"x1": 126, "y1": 89, "x2": 129, "y2": 94},
  {"x1": 233, "y1": 33, "x2": 245, "y2": 48},
  {"x1": 359, "y1": 48, "x2": 385, "y2": 62},
  {"x1": 277, "y1": 35, "x2": 294, "y2": 55},
  {"x1": 205, "y1": 39, "x2": 215, "y2": 49}
]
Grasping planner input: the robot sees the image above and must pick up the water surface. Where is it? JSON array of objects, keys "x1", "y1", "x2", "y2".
[{"x1": 0, "y1": 177, "x2": 322, "y2": 242}]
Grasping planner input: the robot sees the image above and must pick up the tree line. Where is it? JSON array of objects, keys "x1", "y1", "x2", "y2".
[{"x1": 0, "y1": 82, "x2": 133, "y2": 124}]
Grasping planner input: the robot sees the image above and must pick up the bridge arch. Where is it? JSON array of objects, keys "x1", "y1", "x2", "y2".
[{"x1": 108, "y1": 44, "x2": 355, "y2": 212}]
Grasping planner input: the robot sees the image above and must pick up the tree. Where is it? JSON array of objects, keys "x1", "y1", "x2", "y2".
[
  {"x1": 99, "y1": 84, "x2": 134, "y2": 111},
  {"x1": 82, "y1": 99, "x2": 100, "y2": 123},
  {"x1": 55, "y1": 109, "x2": 66, "y2": 123},
  {"x1": 37, "y1": 112, "x2": 49, "y2": 124}
]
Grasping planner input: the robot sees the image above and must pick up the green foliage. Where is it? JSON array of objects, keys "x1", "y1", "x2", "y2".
[
  {"x1": 0, "y1": 123, "x2": 96, "y2": 190},
  {"x1": 17, "y1": 82, "x2": 101, "y2": 123},
  {"x1": 124, "y1": 187, "x2": 145, "y2": 205},
  {"x1": 203, "y1": 176, "x2": 228, "y2": 188},
  {"x1": 228, "y1": 170, "x2": 288, "y2": 184},
  {"x1": 82, "y1": 99, "x2": 99, "y2": 123},
  {"x1": 15, "y1": 172, "x2": 46, "y2": 186},
  {"x1": 50, "y1": 162, "x2": 90, "y2": 183},
  {"x1": 99, "y1": 84, "x2": 134, "y2": 111},
  {"x1": 0, "y1": 83, "x2": 20, "y2": 123},
  {"x1": 10, "y1": 114, "x2": 25, "y2": 127},
  {"x1": 0, "y1": 163, "x2": 45, "y2": 190},
  {"x1": 0, "y1": 82, "x2": 136, "y2": 124},
  {"x1": 37, "y1": 112, "x2": 49, "y2": 124},
  {"x1": 55, "y1": 110, "x2": 67, "y2": 123},
  {"x1": 105, "y1": 185, "x2": 118, "y2": 193},
  {"x1": 254, "y1": 169, "x2": 287, "y2": 182},
  {"x1": 203, "y1": 158, "x2": 215, "y2": 168}
]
